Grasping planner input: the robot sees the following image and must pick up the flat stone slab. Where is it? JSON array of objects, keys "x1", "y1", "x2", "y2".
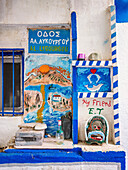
[
  {"x1": 18, "y1": 123, "x2": 47, "y2": 130},
  {"x1": 18, "y1": 123, "x2": 38, "y2": 128}
]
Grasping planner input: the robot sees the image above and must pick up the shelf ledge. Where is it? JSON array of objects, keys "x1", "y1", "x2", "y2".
[{"x1": 72, "y1": 60, "x2": 112, "y2": 67}]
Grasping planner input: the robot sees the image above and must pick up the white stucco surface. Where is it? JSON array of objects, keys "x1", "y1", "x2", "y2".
[
  {"x1": 72, "y1": 0, "x2": 112, "y2": 60},
  {"x1": 0, "y1": 0, "x2": 71, "y2": 24},
  {"x1": 0, "y1": 162, "x2": 121, "y2": 170},
  {"x1": 0, "y1": 117, "x2": 22, "y2": 147},
  {"x1": 0, "y1": 0, "x2": 127, "y2": 169},
  {"x1": 117, "y1": 23, "x2": 128, "y2": 170}
]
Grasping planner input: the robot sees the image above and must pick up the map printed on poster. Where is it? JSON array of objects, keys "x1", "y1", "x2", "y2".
[
  {"x1": 76, "y1": 67, "x2": 111, "y2": 92},
  {"x1": 28, "y1": 29, "x2": 70, "y2": 54}
]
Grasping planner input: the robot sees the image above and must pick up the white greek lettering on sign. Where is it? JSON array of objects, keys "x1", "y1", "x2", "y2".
[
  {"x1": 37, "y1": 31, "x2": 60, "y2": 38},
  {"x1": 30, "y1": 38, "x2": 69, "y2": 46}
]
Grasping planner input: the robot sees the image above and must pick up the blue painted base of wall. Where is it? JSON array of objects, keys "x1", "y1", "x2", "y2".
[{"x1": 0, "y1": 148, "x2": 125, "y2": 169}]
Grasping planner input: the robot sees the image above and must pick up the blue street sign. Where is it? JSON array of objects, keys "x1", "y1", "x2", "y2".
[{"x1": 28, "y1": 29, "x2": 70, "y2": 54}]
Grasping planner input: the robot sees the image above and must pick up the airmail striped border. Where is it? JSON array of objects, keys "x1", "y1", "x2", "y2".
[
  {"x1": 111, "y1": 5, "x2": 120, "y2": 145},
  {"x1": 72, "y1": 60, "x2": 112, "y2": 67},
  {"x1": 78, "y1": 92, "x2": 113, "y2": 98},
  {"x1": 113, "y1": 66, "x2": 120, "y2": 145},
  {"x1": 111, "y1": 5, "x2": 117, "y2": 66}
]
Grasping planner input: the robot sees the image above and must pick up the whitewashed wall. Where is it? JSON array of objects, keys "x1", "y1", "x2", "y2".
[
  {"x1": 0, "y1": 0, "x2": 70, "y2": 24},
  {"x1": 0, "y1": 0, "x2": 71, "y2": 147},
  {"x1": 0, "y1": 162, "x2": 121, "y2": 170},
  {"x1": 71, "y1": 0, "x2": 113, "y2": 60},
  {"x1": 117, "y1": 23, "x2": 128, "y2": 170},
  {"x1": 0, "y1": 1, "x2": 127, "y2": 169},
  {"x1": 0, "y1": 0, "x2": 114, "y2": 147}
]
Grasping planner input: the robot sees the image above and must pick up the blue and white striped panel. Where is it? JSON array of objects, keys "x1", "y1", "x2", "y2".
[
  {"x1": 72, "y1": 60, "x2": 112, "y2": 67},
  {"x1": 111, "y1": 5, "x2": 117, "y2": 66},
  {"x1": 111, "y1": 5, "x2": 120, "y2": 145},
  {"x1": 113, "y1": 66, "x2": 120, "y2": 145},
  {"x1": 78, "y1": 92, "x2": 113, "y2": 98}
]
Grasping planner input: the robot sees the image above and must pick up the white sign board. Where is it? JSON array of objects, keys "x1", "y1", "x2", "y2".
[{"x1": 78, "y1": 98, "x2": 114, "y2": 142}]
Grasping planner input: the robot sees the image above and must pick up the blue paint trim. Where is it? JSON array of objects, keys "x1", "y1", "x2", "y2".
[
  {"x1": 72, "y1": 11, "x2": 78, "y2": 144},
  {"x1": 112, "y1": 49, "x2": 116, "y2": 56},
  {"x1": 112, "y1": 41, "x2": 116, "y2": 47},
  {"x1": 72, "y1": 67, "x2": 77, "y2": 92},
  {"x1": 71, "y1": 11, "x2": 77, "y2": 60},
  {"x1": 113, "y1": 80, "x2": 118, "y2": 88},
  {"x1": 0, "y1": 152, "x2": 84, "y2": 164},
  {"x1": 115, "y1": 0, "x2": 128, "y2": 23},
  {"x1": 104, "y1": 61, "x2": 109, "y2": 66},
  {"x1": 113, "y1": 67, "x2": 118, "y2": 76},
  {"x1": 0, "y1": 149, "x2": 125, "y2": 170},
  {"x1": 114, "y1": 114, "x2": 119, "y2": 120},
  {"x1": 0, "y1": 48, "x2": 24, "y2": 51},
  {"x1": 72, "y1": 41, "x2": 77, "y2": 60},
  {"x1": 111, "y1": 23, "x2": 116, "y2": 30},
  {"x1": 82, "y1": 61, "x2": 86, "y2": 66},
  {"x1": 111, "y1": 5, "x2": 115, "y2": 13},
  {"x1": 89, "y1": 61, "x2": 93, "y2": 66},
  {"x1": 73, "y1": 119, "x2": 78, "y2": 144},
  {"x1": 0, "y1": 51, "x2": 23, "y2": 56},
  {"x1": 116, "y1": 141, "x2": 120, "y2": 145},
  {"x1": 75, "y1": 60, "x2": 79, "y2": 66},
  {"x1": 115, "y1": 131, "x2": 120, "y2": 137},
  {"x1": 114, "y1": 103, "x2": 119, "y2": 110},
  {"x1": 112, "y1": 58, "x2": 117, "y2": 64},
  {"x1": 0, "y1": 112, "x2": 23, "y2": 115},
  {"x1": 71, "y1": 12, "x2": 77, "y2": 40},
  {"x1": 22, "y1": 52, "x2": 24, "y2": 113},
  {"x1": 96, "y1": 61, "x2": 101, "y2": 66},
  {"x1": 103, "y1": 93, "x2": 107, "y2": 98},
  {"x1": 79, "y1": 93, "x2": 83, "y2": 98},
  {"x1": 111, "y1": 32, "x2": 116, "y2": 39},
  {"x1": 94, "y1": 93, "x2": 98, "y2": 98},
  {"x1": 4, "y1": 148, "x2": 82, "y2": 153},
  {"x1": 111, "y1": 14, "x2": 116, "y2": 21},
  {"x1": 72, "y1": 66, "x2": 78, "y2": 144},
  {"x1": 2, "y1": 51, "x2": 4, "y2": 116},
  {"x1": 13, "y1": 50, "x2": 15, "y2": 116},
  {"x1": 87, "y1": 93, "x2": 91, "y2": 98},
  {"x1": 114, "y1": 123, "x2": 119, "y2": 129},
  {"x1": 113, "y1": 92, "x2": 118, "y2": 99}
]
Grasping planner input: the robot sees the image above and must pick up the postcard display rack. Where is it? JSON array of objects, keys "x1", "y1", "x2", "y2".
[{"x1": 72, "y1": 6, "x2": 120, "y2": 145}]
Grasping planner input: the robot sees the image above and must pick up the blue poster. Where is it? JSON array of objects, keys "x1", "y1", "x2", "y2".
[
  {"x1": 76, "y1": 67, "x2": 111, "y2": 92},
  {"x1": 28, "y1": 29, "x2": 70, "y2": 54}
]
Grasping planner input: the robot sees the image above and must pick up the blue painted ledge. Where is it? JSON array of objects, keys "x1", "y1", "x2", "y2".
[{"x1": 0, "y1": 148, "x2": 125, "y2": 169}]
